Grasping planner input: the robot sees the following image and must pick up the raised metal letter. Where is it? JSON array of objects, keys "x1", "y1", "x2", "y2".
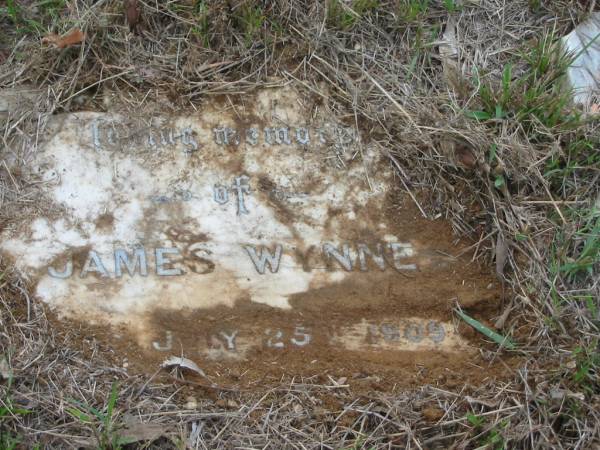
[
  {"x1": 91, "y1": 120, "x2": 101, "y2": 151},
  {"x1": 427, "y1": 321, "x2": 445, "y2": 343},
  {"x1": 114, "y1": 248, "x2": 148, "y2": 277},
  {"x1": 213, "y1": 184, "x2": 229, "y2": 204},
  {"x1": 265, "y1": 329, "x2": 284, "y2": 348},
  {"x1": 219, "y1": 330, "x2": 238, "y2": 350},
  {"x1": 323, "y1": 243, "x2": 353, "y2": 271},
  {"x1": 389, "y1": 242, "x2": 417, "y2": 271},
  {"x1": 153, "y1": 331, "x2": 173, "y2": 351},
  {"x1": 246, "y1": 128, "x2": 259, "y2": 145},
  {"x1": 181, "y1": 127, "x2": 199, "y2": 152},
  {"x1": 233, "y1": 175, "x2": 250, "y2": 215},
  {"x1": 155, "y1": 247, "x2": 183, "y2": 276},
  {"x1": 80, "y1": 251, "x2": 109, "y2": 278},
  {"x1": 404, "y1": 322, "x2": 424, "y2": 342},
  {"x1": 295, "y1": 127, "x2": 310, "y2": 145},
  {"x1": 213, "y1": 127, "x2": 238, "y2": 145},
  {"x1": 48, "y1": 260, "x2": 73, "y2": 279},
  {"x1": 244, "y1": 245, "x2": 282, "y2": 274},
  {"x1": 291, "y1": 326, "x2": 311, "y2": 346},
  {"x1": 380, "y1": 323, "x2": 400, "y2": 341},
  {"x1": 357, "y1": 243, "x2": 386, "y2": 271},
  {"x1": 274, "y1": 127, "x2": 291, "y2": 145}
]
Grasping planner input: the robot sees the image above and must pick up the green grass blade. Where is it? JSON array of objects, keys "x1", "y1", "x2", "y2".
[
  {"x1": 66, "y1": 407, "x2": 92, "y2": 424},
  {"x1": 465, "y1": 110, "x2": 492, "y2": 121},
  {"x1": 67, "y1": 398, "x2": 104, "y2": 421},
  {"x1": 105, "y1": 381, "x2": 119, "y2": 428},
  {"x1": 455, "y1": 309, "x2": 516, "y2": 350}
]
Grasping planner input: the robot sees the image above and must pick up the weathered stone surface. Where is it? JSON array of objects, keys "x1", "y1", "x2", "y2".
[{"x1": 1, "y1": 88, "x2": 498, "y2": 379}]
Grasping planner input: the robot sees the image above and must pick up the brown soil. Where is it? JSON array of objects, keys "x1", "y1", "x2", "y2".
[
  {"x1": 6, "y1": 92, "x2": 516, "y2": 392},
  {"x1": 44, "y1": 189, "x2": 516, "y2": 392}
]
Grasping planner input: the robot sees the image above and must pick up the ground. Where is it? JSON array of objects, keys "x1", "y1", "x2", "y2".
[{"x1": 0, "y1": 0, "x2": 599, "y2": 449}]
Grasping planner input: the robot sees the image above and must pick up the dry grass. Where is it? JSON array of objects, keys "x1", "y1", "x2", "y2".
[{"x1": 1, "y1": 0, "x2": 599, "y2": 448}]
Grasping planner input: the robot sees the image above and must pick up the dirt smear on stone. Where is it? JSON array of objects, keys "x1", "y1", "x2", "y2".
[
  {"x1": 44, "y1": 190, "x2": 513, "y2": 391},
  {"x1": 2, "y1": 87, "x2": 514, "y2": 392}
]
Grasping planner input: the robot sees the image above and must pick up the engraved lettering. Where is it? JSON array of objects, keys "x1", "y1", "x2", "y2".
[
  {"x1": 244, "y1": 245, "x2": 282, "y2": 274},
  {"x1": 80, "y1": 251, "x2": 109, "y2": 278},
  {"x1": 323, "y1": 243, "x2": 353, "y2": 271},
  {"x1": 155, "y1": 247, "x2": 183, "y2": 276},
  {"x1": 114, "y1": 248, "x2": 148, "y2": 277}
]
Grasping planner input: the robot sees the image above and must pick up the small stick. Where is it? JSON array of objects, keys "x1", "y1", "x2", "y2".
[
  {"x1": 521, "y1": 200, "x2": 583, "y2": 205},
  {"x1": 542, "y1": 182, "x2": 567, "y2": 225},
  {"x1": 168, "y1": 375, "x2": 248, "y2": 392},
  {"x1": 360, "y1": 69, "x2": 422, "y2": 133},
  {"x1": 59, "y1": 69, "x2": 134, "y2": 105},
  {"x1": 1, "y1": 160, "x2": 19, "y2": 192},
  {"x1": 388, "y1": 153, "x2": 428, "y2": 218}
]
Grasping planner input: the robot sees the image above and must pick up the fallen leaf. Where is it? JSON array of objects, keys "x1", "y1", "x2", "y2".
[
  {"x1": 494, "y1": 301, "x2": 514, "y2": 329},
  {"x1": 0, "y1": 357, "x2": 11, "y2": 380},
  {"x1": 495, "y1": 233, "x2": 508, "y2": 279},
  {"x1": 550, "y1": 388, "x2": 566, "y2": 400},
  {"x1": 184, "y1": 396, "x2": 198, "y2": 409},
  {"x1": 439, "y1": 16, "x2": 462, "y2": 92},
  {"x1": 439, "y1": 17, "x2": 459, "y2": 63},
  {"x1": 42, "y1": 29, "x2": 85, "y2": 49},
  {"x1": 567, "y1": 392, "x2": 586, "y2": 401},
  {"x1": 119, "y1": 415, "x2": 169, "y2": 445},
  {"x1": 422, "y1": 406, "x2": 444, "y2": 422},
  {"x1": 464, "y1": 395, "x2": 498, "y2": 408},
  {"x1": 215, "y1": 398, "x2": 238, "y2": 409},
  {"x1": 455, "y1": 143, "x2": 477, "y2": 169},
  {"x1": 161, "y1": 356, "x2": 206, "y2": 377},
  {"x1": 125, "y1": 0, "x2": 141, "y2": 31}
]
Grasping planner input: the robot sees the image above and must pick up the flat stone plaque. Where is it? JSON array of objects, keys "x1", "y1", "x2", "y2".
[{"x1": 1, "y1": 88, "x2": 498, "y2": 382}]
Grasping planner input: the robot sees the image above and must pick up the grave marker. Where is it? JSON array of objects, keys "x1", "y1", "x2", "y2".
[{"x1": 0, "y1": 88, "x2": 498, "y2": 378}]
